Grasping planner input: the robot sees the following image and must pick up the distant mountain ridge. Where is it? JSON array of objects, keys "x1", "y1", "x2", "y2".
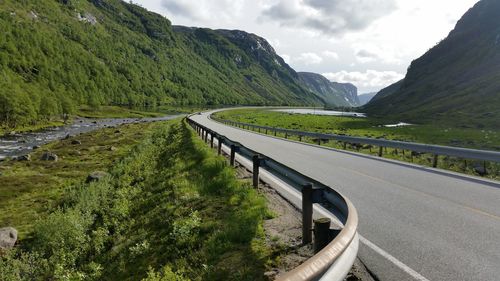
[
  {"x1": 364, "y1": 0, "x2": 500, "y2": 127},
  {"x1": 298, "y1": 72, "x2": 360, "y2": 107},
  {"x1": 358, "y1": 92, "x2": 377, "y2": 105}
]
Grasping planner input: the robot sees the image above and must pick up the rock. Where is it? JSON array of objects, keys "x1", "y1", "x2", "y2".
[
  {"x1": 0, "y1": 227, "x2": 18, "y2": 250},
  {"x1": 17, "y1": 154, "x2": 31, "y2": 161},
  {"x1": 33, "y1": 145, "x2": 41, "y2": 150},
  {"x1": 8, "y1": 131, "x2": 16, "y2": 136},
  {"x1": 264, "y1": 270, "x2": 279, "y2": 280},
  {"x1": 108, "y1": 146, "x2": 117, "y2": 151},
  {"x1": 64, "y1": 134, "x2": 71, "y2": 140},
  {"x1": 41, "y1": 152, "x2": 58, "y2": 161},
  {"x1": 473, "y1": 163, "x2": 488, "y2": 176},
  {"x1": 86, "y1": 171, "x2": 109, "y2": 183},
  {"x1": 28, "y1": 11, "x2": 38, "y2": 20},
  {"x1": 114, "y1": 130, "x2": 121, "y2": 134},
  {"x1": 71, "y1": 140, "x2": 82, "y2": 145}
]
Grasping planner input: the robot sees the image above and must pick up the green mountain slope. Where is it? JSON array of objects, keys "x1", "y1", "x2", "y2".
[
  {"x1": 0, "y1": 0, "x2": 321, "y2": 127},
  {"x1": 364, "y1": 0, "x2": 500, "y2": 128},
  {"x1": 298, "y1": 72, "x2": 360, "y2": 107}
]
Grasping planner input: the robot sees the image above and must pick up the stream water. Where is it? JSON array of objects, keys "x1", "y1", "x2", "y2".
[{"x1": 0, "y1": 115, "x2": 183, "y2": 161}]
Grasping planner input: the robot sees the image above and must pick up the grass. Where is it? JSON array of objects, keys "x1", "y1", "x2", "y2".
[
  {"x1": 0, "y1": 118, "x2": 273, "y2": 280},
  {"x1": 214, "y1": 108, "x2": 500, "y2": 180},
  {"x1": 0, "y1": 120, "x2": 67, "y2": 136},
  {"x1": 0, "y1": 120, "x2": 163, "y2": 237},
  {"x1": 76, "y1": 106, "x2": 167, "y2": 119}
]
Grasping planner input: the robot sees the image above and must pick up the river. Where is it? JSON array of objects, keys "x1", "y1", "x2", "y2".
[{"x1": 0, "y1": 115, "x2": 183, "y2": 161}]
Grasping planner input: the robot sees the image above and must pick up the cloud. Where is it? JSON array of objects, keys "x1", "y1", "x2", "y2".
[
  {"x1": 261, "y1": 0, "x2": 397, "y2": 36},
  {"x1": 280, "y1": 54, "x2": 291, "y2": 64},
  {"x1": 160, "y1": 0, "x2": 244, "y2": 22},
  {"x1": 322, "y1": 51, "x2": 339, "y2": 60},
  {"x1": 293, "y1": 52, "x2": 324, "y2": 65},
  {"x1": 355, "y1": 49, "x2": 379, "y2": 63},
  {"x1": 322, "y1": 70, "x2": 404, "y2": 90}
]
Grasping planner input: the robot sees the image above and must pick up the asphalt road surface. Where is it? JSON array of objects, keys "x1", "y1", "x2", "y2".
[{"x1": 191, "y1": 111, "x2": 500, "y2": 281}]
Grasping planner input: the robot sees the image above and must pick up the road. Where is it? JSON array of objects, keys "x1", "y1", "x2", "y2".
[{"x1": 191, "y1": 111, "x2": 500, "y2": 281}]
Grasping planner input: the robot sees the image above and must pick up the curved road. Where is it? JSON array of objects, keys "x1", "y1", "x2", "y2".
[{"x1": 191, "y1": 111, "x2": 500, "y2": 281}]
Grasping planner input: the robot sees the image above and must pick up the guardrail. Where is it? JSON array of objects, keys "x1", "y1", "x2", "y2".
[
  {"x1": 186, "y1": 116, "x2": 359, "y2": 281},
  {"x1": 211, "y1": 116, "x2": 500, "y2": 167}
]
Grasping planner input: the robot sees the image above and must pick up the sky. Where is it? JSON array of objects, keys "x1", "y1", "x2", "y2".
[{"x1": 134, "y1": 0, "x2": 479, "y2": 94}]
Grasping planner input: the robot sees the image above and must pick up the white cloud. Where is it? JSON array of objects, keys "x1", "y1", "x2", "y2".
[
  {"x1": 322, "y1": 51, "x2": 339, "y2": 60},
  {"x1": 261, "y1": 0, "x2": 397, "y2": 36},
  {"x1": 293, "y1": 52, "x2": 323, "y2": 65},
  {"x1": 280, "y1": 54, "x2": 291, "y2": 64},
  {"x1": 322, "y1": 70, "x2": 404, "y2": 91},
  {"x1": 160, "y1": 0, "x2": 244, "y2": 23}
]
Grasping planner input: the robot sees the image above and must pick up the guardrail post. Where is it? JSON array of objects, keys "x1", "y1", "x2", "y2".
[
  {"x1": 204, "y1": 130, "x2": 209, "y2": 143},
  {"x1": 218, "y1": 137, "x2": 224, "y2": 155},
  {"x1": 230, "y1": 145, "x2": 238, "y2": 167},
  {"x1": 432, "y1": 154, "x2": 438, "y2": 168},
  {"x1": 265, "y1": 129, "x2": 268, "y2": 134},
  {"x1": 252, "y1": 154, "x2": 261, "y2": 188},
  {"x1": 343, "y1": 142, "x2": 347, "y2": 150},
  {"x1": 285, "y1": 132, "x2": 288, "y2": 139},
  {"x1": 317, "y1": 138, "x2": 321, "y2": 146},
  {"x1": 378, "y1": 146, "x2": 384, "y2": 157},
  {"x1": 314, "y1": 218, "x2": 338, "y2": 253},
  {"x1": 302, "y1": 183, "x2": 313, "y2": 245},
  {"x1": 210, "y1": 133, "x2": 214, "y2": 148},
  {"x1": 299, "y1": 135, "x2": 303, "y2": 142},
  {"x1": 274, "y1": 130, "x2": 277, "y2": 136}
]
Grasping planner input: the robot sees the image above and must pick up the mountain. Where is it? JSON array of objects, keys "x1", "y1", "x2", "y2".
[
  {"x1": 298, "y1": 72, "x2": 360, "y2": 107},
  {"x1": 0, "y1": 0, "x2": 322, "y2": 127},
  {"x1": 358, "y1": 92, "x2": 377, "y2": 105},
  {"x1": 364, "y1": 0, "x2": 500, "y2": 127}
]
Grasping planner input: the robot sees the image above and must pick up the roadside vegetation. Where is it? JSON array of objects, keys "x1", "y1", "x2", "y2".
[
  {"x1": 214, "y1": 108, "x2": 500, "y2": 180},
  {"x1": 0, "y1": 119, "x2": 272, "y2": 280}
]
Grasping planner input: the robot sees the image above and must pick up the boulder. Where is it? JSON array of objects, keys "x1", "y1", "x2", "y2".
[
  {"x1": 17, "y1": 154, "x2": 31, "y2": 161},
  {"x1": 108, "y1": 146, "x2": 117, "y2": 151},
  {"x1": 41, "y1": 152, "x2": 58, "y2": 161},
  {"x1": 0, "y1": 227, "x2": 18, "y2": 250},
  {"x1": 86, "y1": 171, "x2": 109, "y2": 183},
  {"x1": 33, "y1": 145, "x2": 41, "y2": 150},
  {"x1": 71, "y1": 140, "x2": 82, "y2": 145},
  {"x1": 473, "y1": 163, "x2": 488, "y2": 176}
]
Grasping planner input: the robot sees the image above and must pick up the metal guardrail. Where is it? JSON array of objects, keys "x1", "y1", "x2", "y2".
[
  {"x1": 211, "y1": 116, "x2": 500, "y2": 166},
  {"x1": 186, "y1": 116, "x2": 359, "y2": 281}
]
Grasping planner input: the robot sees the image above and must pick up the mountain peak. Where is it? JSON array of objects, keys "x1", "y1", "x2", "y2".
[{"x1": 298, "y1": 72, "x2": 360, "y2": 107}]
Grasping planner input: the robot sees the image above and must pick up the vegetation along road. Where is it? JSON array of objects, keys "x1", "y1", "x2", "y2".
[{"x1": 214, "y1": 108, "x2": 500, "y2": 180}]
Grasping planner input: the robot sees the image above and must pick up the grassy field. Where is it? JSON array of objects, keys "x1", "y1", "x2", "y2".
[
  {"x1": 0, "y1": 118, "x2": 273, "y2": 280},
  {"x1": 214, "y1": 108, "x2": 500, "y2": 179},
  {"x1": 0, "y1": 121, "x2": 162, "y2": 238}
]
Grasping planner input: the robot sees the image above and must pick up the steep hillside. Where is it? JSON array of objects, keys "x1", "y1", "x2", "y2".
[
  {"x1": 358, "y1": 92, "x2": 377, "y2": 105},
  {"x1": 364, "y1": 0, "x2": 500, "y2": 127},
  {"x1": 298, "y1": 72, "x2": 360, "y2": 107},
  {"x1": 0, "y1": 0, "x2": 321, "y2": 128}
]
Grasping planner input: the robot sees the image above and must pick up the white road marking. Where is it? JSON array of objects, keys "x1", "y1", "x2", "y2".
[{"x1": 359, "y1": 236, "x2": 431, "y2": 281}]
